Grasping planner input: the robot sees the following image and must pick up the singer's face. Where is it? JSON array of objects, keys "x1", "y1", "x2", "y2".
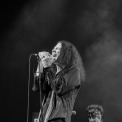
[{"x1": 52, "y1": 43, "x2": 62, "y2": 61}]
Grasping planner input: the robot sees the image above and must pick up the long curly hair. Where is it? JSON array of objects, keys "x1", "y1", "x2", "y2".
[{"x1": 55, "y1": 40, "x2": 86, "y2": 81}]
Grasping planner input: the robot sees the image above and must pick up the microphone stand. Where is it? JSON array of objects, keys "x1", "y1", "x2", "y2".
[{"x1": 37, "y1": 57, "x2": 44, "y2": 122}]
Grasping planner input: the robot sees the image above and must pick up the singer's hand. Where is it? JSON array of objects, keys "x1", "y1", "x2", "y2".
[{"x1": 38, "y1": 51, "x2": 52, "y2": 68}]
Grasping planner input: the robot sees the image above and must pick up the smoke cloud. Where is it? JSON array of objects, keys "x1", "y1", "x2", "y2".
[
  {"x1": 74, "y1": 0, "x2": 122, "y2": 122},
  {"x1": 2, "y1": 0, "x2": 122, "y2": 122}
]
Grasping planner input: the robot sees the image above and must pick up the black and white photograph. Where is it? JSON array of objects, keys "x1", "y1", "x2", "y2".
[{"x1": 1, "y1": 0, "x2": 122, "y2": 122}]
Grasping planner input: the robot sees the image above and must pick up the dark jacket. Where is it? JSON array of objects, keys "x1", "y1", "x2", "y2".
[{"x1": 33, "y1": 65, "x2": 81, "y2": 122}]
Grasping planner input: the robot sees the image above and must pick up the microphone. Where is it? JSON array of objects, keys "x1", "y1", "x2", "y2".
[
  {"x1": 31, "y1": 53, "x2": 38, "y2": 56},
  {"x1": 31, "y1": 52, "x2": 51, "y2": 57}
]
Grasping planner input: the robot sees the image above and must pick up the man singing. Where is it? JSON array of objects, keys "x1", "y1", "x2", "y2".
[
  {"x1": 33, "y1": 40, "x2": 86, "y2": 122},
  {"x1": 87, "y1": 104, "x2": 104, "y2": 122}
]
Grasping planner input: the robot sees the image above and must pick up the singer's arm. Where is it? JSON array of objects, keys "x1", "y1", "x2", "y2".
[
  {"x1": 32, "y1": 61, "x2": 42, "y2": 92},
  {"x1": 32, "y1": 61, "x2": 51, "y2": 94},
  {"x1": 50, "y1": 67, "x2": 81, "y2": 96}
]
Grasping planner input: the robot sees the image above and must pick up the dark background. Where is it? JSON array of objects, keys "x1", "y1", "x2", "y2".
[{"x1": 1, "y1": 0, "x2": 122, "y2": 122}]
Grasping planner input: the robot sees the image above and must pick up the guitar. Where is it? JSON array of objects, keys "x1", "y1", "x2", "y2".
[
  {"x1": 33, "y1": 90, "x2": 54, "y2": 122},
  {"x1": 33, "y1": 109, "x2": 42, "y2": 122},
  {"x1": 33, "y1": 95, "x2": 45, "y2": 122}
]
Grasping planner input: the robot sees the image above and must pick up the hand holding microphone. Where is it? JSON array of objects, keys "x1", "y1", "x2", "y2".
[{"x1": 38, "y1": 51, "x2": 53, "y2": 68}]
